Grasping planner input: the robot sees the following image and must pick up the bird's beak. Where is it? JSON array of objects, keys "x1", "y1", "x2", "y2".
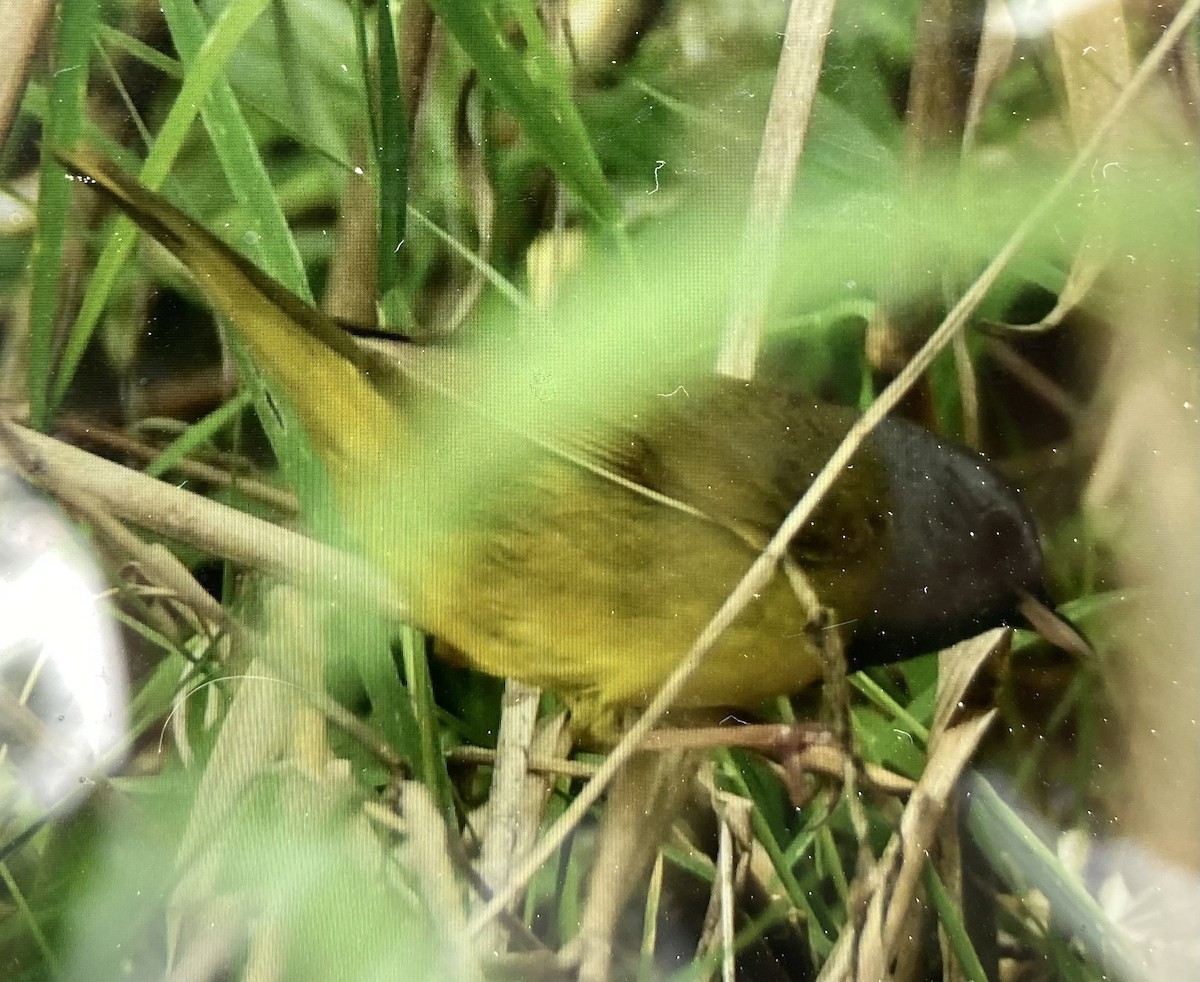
[{"x1": 1015, "y1": 589, "x2": 1094, "y2": 661}]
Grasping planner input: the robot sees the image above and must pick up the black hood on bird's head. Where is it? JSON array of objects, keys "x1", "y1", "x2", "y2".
[{"x1": 847, "y1": 418, "x2": 1046, "y2": 668}]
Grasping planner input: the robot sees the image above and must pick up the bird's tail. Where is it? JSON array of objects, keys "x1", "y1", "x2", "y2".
[{"x1": 55, "y1": 145, "x2": 397, "y2": 470}]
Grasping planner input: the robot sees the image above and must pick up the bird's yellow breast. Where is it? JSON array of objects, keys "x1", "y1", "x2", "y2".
[{"x1": 389, "y1": 437, "x2": 886, "y2": 736}]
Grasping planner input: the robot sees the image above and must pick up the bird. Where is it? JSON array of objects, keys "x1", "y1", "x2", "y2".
[
  {"x1": 56, "y1": 146, "x2": 1057, "y2": 741},
  {"x1": 57, "y1": 146, "x2": 1090, "y2": 982}
]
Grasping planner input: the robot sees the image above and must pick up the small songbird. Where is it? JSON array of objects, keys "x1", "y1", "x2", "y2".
[
  {"x1": 58, "y1": 146, "x2": 1057, "y2": 740},
  {"x1": 59, "y1": 145, "x2": 1091, "y2": 982}
]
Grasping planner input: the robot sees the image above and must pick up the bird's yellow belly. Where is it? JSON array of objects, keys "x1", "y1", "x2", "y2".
[{"x1": 413, "y1": 461, "x2": 858, "y2": 732}]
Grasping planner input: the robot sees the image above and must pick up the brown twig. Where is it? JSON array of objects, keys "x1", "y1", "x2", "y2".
[
  {"x1": 57, "y1": 416, "x2": 299, "y2": 514},
  {"x1": 0, "y1": 0, "x2": 54, "y2": 148},
  {"x1": 717, "y1": 0, "x2": 839, "y2": 379},
  {"x1": 447, "y1": 743, "x2": 596, "y2": 781},
  {"x1": 0, "y1": 420, "x2": 404, "y2": 621}
]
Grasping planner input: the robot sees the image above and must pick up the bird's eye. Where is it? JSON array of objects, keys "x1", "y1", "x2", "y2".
[{"x1": 980, "y1": 508, "x2": 1022, "y2": 544}]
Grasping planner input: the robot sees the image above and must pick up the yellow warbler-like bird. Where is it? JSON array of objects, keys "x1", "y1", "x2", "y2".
[{"x1": 60, "y1": 147, "x2": 1053, "y2": 737}]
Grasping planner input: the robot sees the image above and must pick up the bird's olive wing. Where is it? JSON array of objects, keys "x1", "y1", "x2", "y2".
[{"x1": 566, "y1": 380, "x2": 893, "y2": 569}]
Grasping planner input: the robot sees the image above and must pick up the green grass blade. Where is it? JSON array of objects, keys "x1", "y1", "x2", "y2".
[
  {"x1": 0, "y1": 861, "x2": 60, "y2": 977},
  {"x1": 375, "y1": 0, "x2": 408, "y2": 325},
  {"x1": 426, "y1": 0, "x2": 619, "y2": 228},
  {"x1": 160, "y1": 0, "x2": 312, "y2": 300},
  {"x1": 964, "y1": 773, "x2": 1142, "y2": 981},
  {"x1": 50, "y1": 0, "x2": 274, "y2": 414},
  {"x1": 715, "y1": 749, "x2": 836, "y2": 955},
  {"x1": 143, "y1": 389, "x2": 254, "y2": 480},
  {"x1": 923, "y1": 862, "x2": 990, "y2": 982},
  {"x1": 27, "y1": 0, "x2": 96, "y2": 430},
  {"x1": 97, "y1": 23, "x2": 182, "y2": 78},
  {"x1": 398, "y1": 626, "x2": 457, "y2": 825}
]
